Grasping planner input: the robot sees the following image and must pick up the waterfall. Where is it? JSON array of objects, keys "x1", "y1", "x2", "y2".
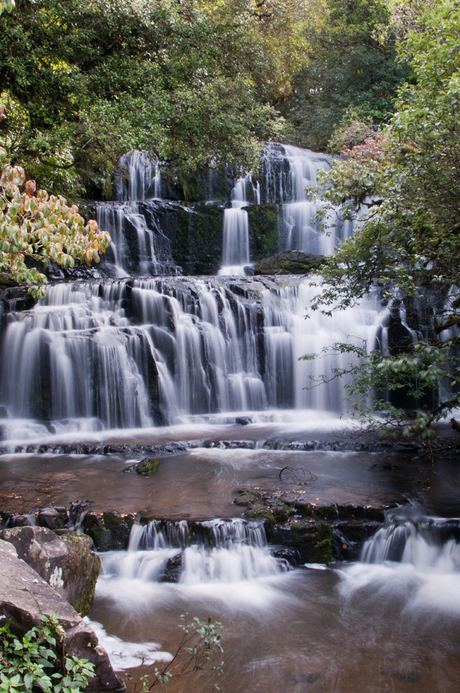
[
  {"x1": 260, "y1": 143, "x2": 355, "y2": 254},
  {"x1": 361, "y1": 519, "x2": 460, "y2": 570},
  {"x1": 0, "y1": 144, "x2": 393, "y2": 443},
  {"x1": 219, "y1": 175, "x2": 251, "y2": 276},
  {"x1": 116, "y1": 151, "x2": 161, "y2": 201},
  {"x1": 0, "y1": 276, "x2": 386, "y2": 442},
  {"x1": 339, "y1": 513, "x2": 460, "y2": 615},
  {"x1": 99, "y1": 518, "x2": 288, "y2": 586},
  {"x1": 95, "y1": 151, "x2": 179, "y2": 277},
  {"x1": 218, "y1": 144, "x2": 358, "y2": 275}
]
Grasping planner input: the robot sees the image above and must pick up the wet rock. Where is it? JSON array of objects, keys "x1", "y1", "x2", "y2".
[
  {"x1": 0, "y1": 526, "x2": 100, "y2": 616},
  {"x1": 269, "y1": 520, "x2": 333, "y2": 564},
  {"x1": 270, "y1": 545, "x2": 299, "y2": 567},
  {"x1": 160, "y1": 553, "x2": 182, "y2": 583},
  {"x1": 37, "y1": 506, "x2": 69, "y2": 530},
  {"x1": 0, "y1": 539, "x2": 125, "y2": 693},
  {"x1": 83, "y1": 512, "x2": 134, "y2": 551},
  {"x1": 233, "y1": 494, "x2": 256, "y2": 507},
  {"x1": 235, "y1": 416, "x2": 253, "y2": 426},
  {"x1": 292, "y1": 501, "x2": 338, "y2": 522},
  {"x1": 10, "y1": 513, "x2": 35, "y2": 528},
  {"x1": 333, "y1": 521, "x2": 382, "y2": 561},
  {"x1": 136, "y1": 457, "x2": 161, "y2": 476},
  {"x1": 254, "y1": 251, "x2": 324, "y2": 275},
  {"x1": 337, "y1": 504, "x2": 385, "y2": 522}
]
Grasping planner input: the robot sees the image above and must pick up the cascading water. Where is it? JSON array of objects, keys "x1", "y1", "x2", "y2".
[
  {"x1": 260, "y1": 143, "x2": 355, "y2": 254},
  {"x1": 219, "y1": 175, "x2": 252, "y2": 276},
  {"x1": 1, "y1": 145, "x2": 457, "y2": 693},
  {"x1": 217, "y1": 144, "x2": 358, "y2": 276},
  {"x1": 0, "y1": 275, "x2": 387, "y2": 442},
  {"x1": 99, "y1": 518, "x2": 287, "y2": 586},
  {"x1": 339, "y1": 509, "x2": 460, "y2": 618},
  {"x1": 116, "y1": 151, "x2": 161, "y2": 201},
  {"x1": 95, "y1": 151, "x2": 179, "y2": 277}
]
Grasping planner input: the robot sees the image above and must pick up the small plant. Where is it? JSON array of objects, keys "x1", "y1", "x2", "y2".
[
  {"x1": 127, "y1": 615, "x2": 224, "y2": 693},
  {"x1": 0, "y1": 614, "x2": 95, "y2": 693}
]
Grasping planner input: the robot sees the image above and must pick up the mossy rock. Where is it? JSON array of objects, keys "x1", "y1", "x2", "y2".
[
  {"x1": 254, "y1": 509, "x2": 276, "y2": 531},
  {"x1": 293, "y1": 502, "x2": 338, "y2": 522},
  {"x1": 62, "y1": 533, "x2": 101, "y2": 616},
  {"x1": 83, "y1": 512, "x2": 134, "y2": 551},
  {"x1": 289, "y1": 522, "x2": 333, "y2": 564},
  {"x1": 254, "y1": 251, "x2": 325, "y2": 275},
  {"x1": 233, "y1": 493, "x2": 257, "y2": 507},
  {"x1": 247, "y1": 204, "x2": 279, "y2": 259},
  {"x1": 136, "y1": 457, "x2": 160, "y2": 476},
  {"x1": 271, "y1": 503, "x2": 290, "y2": 523}
]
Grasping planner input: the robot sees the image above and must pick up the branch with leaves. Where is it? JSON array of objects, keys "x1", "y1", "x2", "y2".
[
  {"x1": 127, "y1": 615, "x2": 224, "y2": 693},
  {"x1": 0, "y1": 137, "x2": 110, "y2": 299}
]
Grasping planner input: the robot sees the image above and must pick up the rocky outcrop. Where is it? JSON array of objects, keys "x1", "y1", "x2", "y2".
[
  {"x1": 239, "y1": 488, "x2": 387, "y2": 564},
  {"x1": 83, "y1": 511, "x2": 135, "y2": 552},
  {"x1": 254, "y1": 251, "x2": 324, "y2": 275},
  {"x1": 0, "y1": 526, "x2": 100, "y2": 616},
  {"x1": 0, "y1": 539, "x2": 125, "y2": 693}
]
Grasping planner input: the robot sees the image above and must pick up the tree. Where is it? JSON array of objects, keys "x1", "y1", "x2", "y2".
[
  {"x1": 307, "y1": 0, "x2": 460, "y2": 439},
  {"x1": 0, "y1": 0, "x2": 318, "y2": 198},
  {"x1": 282, "y1": 0, "x2": 411, "y2": 151}
]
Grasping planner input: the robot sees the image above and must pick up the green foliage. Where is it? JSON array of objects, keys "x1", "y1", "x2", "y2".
[
  {"x1": 0, "y1": 146, "x2": 110, "y2": 297},
  {"x1": 283, "y1": 0, "x2": 411, "y2": 151},
  {"x1": 0, "y1": 0, "x2": 315, "y2": 197},
  {"x1": 127, "y1": 614, "x2": 224, "y2": 693},
  {"x1": 305, "y1": 0, "x2": 460, "y2": 439},
  {"x1": 0, "y1": 614, "x2": 95, "y2": 693}
]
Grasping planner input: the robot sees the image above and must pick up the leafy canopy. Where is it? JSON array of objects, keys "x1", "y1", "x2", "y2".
[
  {"x1": 0, "y1": 0, "x2": 316, "y2": 197},
  {"x1": 283, "y1": 0, "x2": 411, "y2": 151}
]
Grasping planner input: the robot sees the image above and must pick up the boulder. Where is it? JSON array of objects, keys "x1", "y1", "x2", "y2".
[
  {"x1": 36, "y1": 506, "x2": 69, "y2": 530},
  {"x1": 254, "y1": 251, "x2": 324, "y2": 275},
  {"x1": 0, "y1": 526, "x2": 100, "y2": 616},
  {"x1": 0, "y1": 539, "x2": 125, "y2": 693}
]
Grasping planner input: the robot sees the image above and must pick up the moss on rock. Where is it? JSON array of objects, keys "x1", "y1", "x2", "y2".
[
  {"x1": 254, "y1": 251, "x2": 325, "y2": 275},
  {"x1": 247, "y1": 204, "x2": 279, "y2": 259},
  {"x1": 136, "y1": 458, "x2": 160, "y2": 476}
]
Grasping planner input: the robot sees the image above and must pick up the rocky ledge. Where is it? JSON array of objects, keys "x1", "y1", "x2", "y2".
[
  {"x1": 254, "y1": 250, "x2": 325, "y2": 275},
  {"x1": 235, "y1": 487, "x2": 388, "y2": 563},
  {"x1": 0, "y1": 528, "x2": 125, "y2": 693}
]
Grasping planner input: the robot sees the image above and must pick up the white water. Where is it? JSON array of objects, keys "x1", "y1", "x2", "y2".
[
  {"x1": 219, "y1": 175, "x2": 252, "y2": 276},
  {"x1": 0, "y1": 276, "x2": 387, "y2": 443},
  {"x1": 91, "y1": 509, "x2": 460, "y2": 693},
  {"x1": 116, "y1": 151, "x2": 161, "y2": 201},
  {"x1": 96, "y1": 519, "x2": 291, "y2": 626},
  {"x1": 340, "y1": 514, "x2": 460, "y2": 618}
]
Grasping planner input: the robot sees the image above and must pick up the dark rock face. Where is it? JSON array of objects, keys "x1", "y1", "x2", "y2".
[
  {"x1": 241, "y1": 488, "x2": 387, "y2": 564},
  {"x1": 247, "y1": 204, "x2": 280, "y2": 259},
  {"x1": 0, "y1": 526, "x2": 100, "y2": 617},
  {"x1": 160, "y1": 553, "x2": 182, "y2": 583},
  {"x1": 254, "y1": 251, "x2": 324, "y2": 275},
  {"x1": 0, "y1": 539, "x2": 125, "y2": 693},
  {"x1": 37, "y1": 506, "x2": 69, "y2": 530},
  {"x1": 83, "y1": 511, "x2": 135, "y2": 552},
  {"x1": 269, "y1": 520, "x2": 334, "y2": 564}
]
